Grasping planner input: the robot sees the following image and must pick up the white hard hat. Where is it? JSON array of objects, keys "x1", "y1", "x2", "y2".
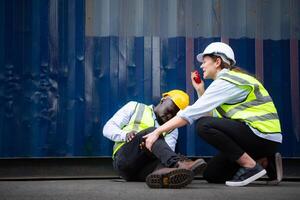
[{"x1": 196, "y1": 42, "x2": 236, "y2": 66}]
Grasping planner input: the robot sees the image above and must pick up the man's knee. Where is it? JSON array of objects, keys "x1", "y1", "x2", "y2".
[
  {"x1": 138, "y1": 127, "x2": 156, "y2": 136},
  {"x1": 130, "y1": 127, "x2": 156, "y2": 144}
]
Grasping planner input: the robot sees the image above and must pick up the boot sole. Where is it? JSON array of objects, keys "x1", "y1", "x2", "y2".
[
  {"x1": 146, "y1": 168, "x2": 193, "y2": 189},
  {"x1": 267, "y1": 152, "x2": 283, "y2": 185},
  {"x1": 190, "y1": 159, "x2": 207, "y2": 176}
]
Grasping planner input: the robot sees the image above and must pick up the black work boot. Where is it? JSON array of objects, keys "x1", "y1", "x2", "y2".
[{"x1": 146, "y1": 168, "x2": 193, "y2": 189}]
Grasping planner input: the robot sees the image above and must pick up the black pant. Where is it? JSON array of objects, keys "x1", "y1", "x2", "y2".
[
  {"x1": 113, "y1": 127, "x2": 180, "y2": 181},
  {"x1": 196, "y1": 116, "x2": 279, "y2": 183}
]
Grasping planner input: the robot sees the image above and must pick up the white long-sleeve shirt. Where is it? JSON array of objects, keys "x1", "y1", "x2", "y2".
[
  {"x1": 103, "y1": 101, "x2": 178, "y2": 151},
  {"x1": 177, "y1": 69, "x2": 282, "y2": 143}
]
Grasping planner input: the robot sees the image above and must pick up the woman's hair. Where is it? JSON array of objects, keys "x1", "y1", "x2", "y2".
[
  {"x1": 205, "y1": 54, "x2": 264, "y2": 82},
  {"x1": 208, "y1": 54, "x2": 248, "y2": 74}
]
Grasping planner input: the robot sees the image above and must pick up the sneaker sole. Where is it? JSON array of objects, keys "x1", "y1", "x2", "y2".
[
  {"x1": 146, "y1": 168, "x2": 193, "y2": 189},
  {"x1": 225, "y1": 169, "x2": 266, "y2": 187},
  {"x1": 267, "y1": 152, "x2": 283, "y2": 185},
  {"x1": 190, "y1": 160, "x2": 207, "y2": 176}
]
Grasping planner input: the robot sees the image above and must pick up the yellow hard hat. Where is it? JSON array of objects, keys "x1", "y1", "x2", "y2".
[{"x1": 162, "y1": 90, "x2": 190, "y2": 110}]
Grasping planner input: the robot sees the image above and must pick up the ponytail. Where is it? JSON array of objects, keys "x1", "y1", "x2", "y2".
[{"x1": 229, "y1": 66, "x2": 248, "y2": 74}]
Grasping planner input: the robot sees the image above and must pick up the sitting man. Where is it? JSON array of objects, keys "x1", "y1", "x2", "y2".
[{"x1": 103, "y1": 90, "x2": 206, "y2": 188}]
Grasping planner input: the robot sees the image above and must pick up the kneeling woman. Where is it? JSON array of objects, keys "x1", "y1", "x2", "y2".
[{"x1": 143, "y1": 42, "x2": 282, "y2": 187}]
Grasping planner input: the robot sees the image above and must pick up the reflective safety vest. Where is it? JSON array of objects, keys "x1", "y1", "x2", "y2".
[
  {"x1": 112, "y1": 103, "x2": 155, "y2": 158},
  {"x1": 215, "y1": 70, "x2": 281, "y2": 134}
]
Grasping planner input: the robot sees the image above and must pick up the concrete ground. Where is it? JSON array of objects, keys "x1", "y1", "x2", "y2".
[{"x1": 1, "y1": 179, "x2": 300, "y2": 200}]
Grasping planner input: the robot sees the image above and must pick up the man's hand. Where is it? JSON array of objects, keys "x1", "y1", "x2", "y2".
[{"x1": 125, "y1": 131, "x2": 137, "y2": 143}]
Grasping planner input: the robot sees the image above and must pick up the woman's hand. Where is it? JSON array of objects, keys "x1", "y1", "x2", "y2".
[
  {"x1": 191, "y1": 71, "x2": 205, "y2": 96},
  {"x1": 142, "y1": 130, "x2": 161, "y2": 152}
]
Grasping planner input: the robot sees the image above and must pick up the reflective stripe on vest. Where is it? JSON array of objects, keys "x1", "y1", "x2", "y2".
[
  {"x1": 112, "y1": 103, "x2": 155, "y2": 158},
  {"x1": 215, "y1": 70, "x2": 281, "y2": 134}
]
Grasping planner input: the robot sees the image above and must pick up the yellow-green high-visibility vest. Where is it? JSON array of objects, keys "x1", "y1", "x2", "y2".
[
  {"x1": 215, "y1": 70, "x2": 281, "y2": 134},
  {"x1": 112, "y1": 103, "x2": 155, "y2": 158}
]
